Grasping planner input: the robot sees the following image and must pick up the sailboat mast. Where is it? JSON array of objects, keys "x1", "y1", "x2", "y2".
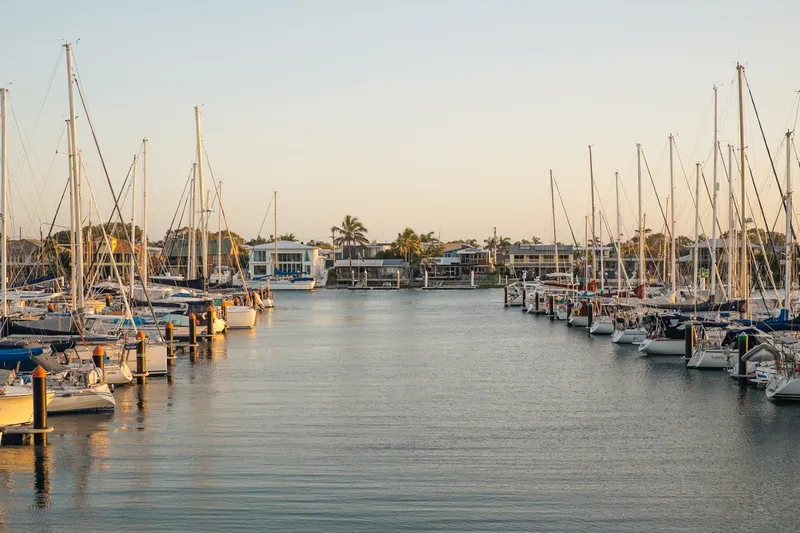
[
  {"x1": 66, "y1": 119, "x2": 76, "y2": 309},
  {"x1": 599, "y1": 210, "x2": 604, "y2": 291},
  {"x1": 130, "y1": 154, "x2": 138, "y2": 296},
  {"x1": 217, "y1": 182, "x2": 222, "y2": 278},
  {"x1": 637, "y1": 144, "x2": 644, "y2": 289},
  {"x1": 693, "y1": 162, "x2": 700, "y2": 300},
  {"x1": 737, "y1": 64, "x2": 748, "y2": 306},
  {"x1": 664, "y1": 197, "x2": 670, "y2": 283},
  {"x1": 194, "y1": 106, "x2": 208, "y2": 282},
  {"x1": 669, "y1": 134, "x2": 676, "y2": 300},
  {"x1": 589, "y1": 146, "x2": 597, "y2": 286},
  {"x1": 785, "y1": 130, "x2": 793, "y2": 308},
  {"x1": 142, "y1": 138, "x2": 148, "y2": 290},
  {"x1": 1, "y1": 88, "x2": 7, "y2": 316},
  {"x1": 584, "y1": 215, "x2": 589, "y2": 288},
  {"x1": 273, "y1": 191, "x2": 278, "y2": 276},
  {"x1": 65, "y1": 43, "x2": 84, "y2": 310},
  {"x1": 615, "y1": 171, "x2": 621, "y2": 292},
  {"x1": 189, "y1": 163, "x2": 197, "y2": 279},
  {"x1": 550, "y1": 170, "x2": 559, "y2": 273},
  {"x1": 710, "y1": 87, "x2": 719, "y2": 300},
  {"x1": 727, "y1": 144, "x2": 734, "y2": 297}
]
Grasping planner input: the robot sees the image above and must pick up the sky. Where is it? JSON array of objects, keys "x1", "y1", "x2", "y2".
[{"x1": 1, "y1": 0, "x2": 800, "y2": 246}]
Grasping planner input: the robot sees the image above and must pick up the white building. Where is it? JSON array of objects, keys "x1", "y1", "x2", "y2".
[{"x1": 249, "y1": 241, "x2": 325, "y2": 278}]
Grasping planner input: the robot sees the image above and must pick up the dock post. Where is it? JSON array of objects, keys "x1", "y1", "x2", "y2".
[
  {"x1": 32, "y1": 366, "x2": 48, "y2": 446},
  {"x1": 587, "y1": 300, "x2": 594, "y2": 331},
  {"x1": 424, "y1": 270, "x2": 428, "y2": 288},
  {"x1": 396, "y1": 270, "x2": 400, "y2": 289},
  {"x1": 206, "y1": 305, "x2": 216, "y2": 339},
  {"x1": 549, "y1": 295, "x2": 555, "y2": 321},
  {"x1": 166, "y1": 321, "x2": 175, "y2": 363},
  {"x1": 470, "y1": 270, "x2": 475, "y2": 287},
  {"x1": 92, "y1": 346, "x2": 105, "y2": 379},
  {"x1": 521, "y1": 287, "x2": 527, "y2": 311},
  {"x1": 188, "y1": 312, "x2": 198, "y2": 353},
  {"x1": 504, "y1": 285, "x2": 509, "y2": 306},
  {"x1": 136, "y1": 331, "x2": 147, "y2": 385},
  {"x1": 737, "y1": 333, "x2": 749, "y2": 383},
  {"x1": 534, "y1": 292, "x2": 540, "y2": 314},
  {"x1": 684, "y1": 324, "x2": 695, "y2": 363},
  {"x1": 105, "y1": 293, "x2": 112, "y2": 308},
  {"x1": 233, "y1": 296, "x2": 240, "y2": 305}
]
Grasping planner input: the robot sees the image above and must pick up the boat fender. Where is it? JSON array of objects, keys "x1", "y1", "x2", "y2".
[
  {"x1": 201, "y1": 312, "x2": 207, "y2": 322},
  {"x1": 572, "y1": 309, "x2": 580, "y2": 317},
  {"x1": 574, "y1": 301, "x2": 582, "y2": 311}
]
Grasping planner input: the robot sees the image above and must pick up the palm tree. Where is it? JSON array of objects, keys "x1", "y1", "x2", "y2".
[
  {"x1": 332, "y1": 215, "x2": 369, "y2": 270},
  {"x1": 531, "y1": 236, "x2": 542, "y2": 244},
  {"x1": 279, "y1": 233, "x2": 297, "y2": 242},
  {"x1": 419, "y1": 231, "x2": 438, "y2": 244},
  {"x1": 394, "y1": 228, "x2": 422, "y2": 277},
  {"x1": 484, "y1": 236, "x2": 498, "y2": 264},
  {"x1": 466, "y1": 238, "x2": 479, "y2": 247}
]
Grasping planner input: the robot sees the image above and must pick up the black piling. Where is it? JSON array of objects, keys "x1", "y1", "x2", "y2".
[
  {"x1": 549, "y1": 295, "x2": 556, "y2": 321},
  {"x1": 737, "y1": 333, "x2": 749, "y2": 383},
  {"x1": 136, "y1": 331, "x2": 147, "y2": 385},
  {"x1": 92, "y1": 346, "x2": 105, "y2": 379},
  {"x1": 32, "y1": 366, "x2": 48, "y2": 446},
  {"x1": 684, "y1": 324, "x2": 695, "y2": 363},
  {"x1": 166, "y1": 321, "x2": 175, "y2": 364}
]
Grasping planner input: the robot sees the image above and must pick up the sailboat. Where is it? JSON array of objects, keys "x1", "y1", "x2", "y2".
[{"x1": 0, "y1": 370, "x2": 54, "y2": 427}]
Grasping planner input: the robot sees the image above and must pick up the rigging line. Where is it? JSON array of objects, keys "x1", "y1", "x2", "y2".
[
  {"x1": 746, "y1": 161, "x2": 780, "y2": 290},
  {"x1": 552, "y1": 178, "x2": 578, "y2": 246},
  {"x1": 159, "y1": 166, "x2": 193, "y2": 262},
  {"x1": 7, "y1": 101, "x2": 41, "y2": 232},
  {"x1": 744, "y1": 71, "x2": 789, "y2": 215},
  {"x1": 200, "y1": 142, "x2": 251, "y2": 296},
  {"x1": 639, "y1": 148, "x2": 670, "y2": 236},
  {"x1": 10, "y1": 46, "x2": 64, "y2": 179},
  {"x1": 255, "y1": 197, "x2": 274, "y2": 240}
]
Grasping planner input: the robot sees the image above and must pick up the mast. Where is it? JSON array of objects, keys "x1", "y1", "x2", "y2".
[
  {"x1": 589, "y1": 146, "x2": 597, "y2": 286},
  {"x1": 693, "y1": 162, "x2": 700, "y2": 301},
  {"x1": 637, "y1": 144, "x2": 644, "y2": 289},
  {"x1": 584, "y1": 215, "x2": 589, "y2": 288},
  {"x1": 599, "y1": 210, "x2": 604, "y2": 291},
  {"x1": 273, "y1": 190, "x2": 278, "y2": 276},
  {"x1": 194, "y1": 106, "x2": 208, "y2": 282},
  {"x1": 669, "y1": 134, "x2": 676, "y2": 301},
  {"x1": 130, "y1": 154, "x2": 138, "y2": 297},
  {"x1": 66, "y1": 119, "x2": 76, "y2": 310},
  {"x1": 737, "y1": 64, "x2": 748, "y2": 307},
  {"x1": 710, "y1": 87, "x2": 719, "y2": 300},
  {"x1": 65, "y1": 43, "x2": 84, "y2": 310},
  {"x1": 785, "y1": 130, "x2": 793, "y2": 308},
  {"x1": 727, "y1": 144, "x2": 735, "y2": 298},
  {"x1": 217, "y1": 181, "x2": 222, "y2": 281},
  {"x1": 0, "y1": 88, "x2": 7, "y2": 316},
  {"x1": 615, "y1": 171, "x2": 621, "y2": 292},
  {"x1": 188, "y1": 163, "x2": 197, "y2": 279},
  {"x1": 664, "y1": 197, "x2": 670, "y2": 284},
  {"x1": 142, "y1": 138, "x2": 148, "y2": 289},
  {"x1": 550, "y1": 170, "x2": 559, "y2": 273}
]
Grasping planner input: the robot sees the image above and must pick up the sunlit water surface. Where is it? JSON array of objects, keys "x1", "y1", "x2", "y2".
[{"x1": 3, "y1": 290, "x2": 800, "y2": 532}]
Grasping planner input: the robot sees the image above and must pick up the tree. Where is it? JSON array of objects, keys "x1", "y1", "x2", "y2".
[
  {"x1": 531, "y1": 236, "x2": 542, "y2": 244},
  {"x1": 307, "y1": 239, "x2": 333, "y2": 250},
  {"x1": 466, "y1": 239, "x2": 479, "y2": 247},
  {"x1": 332, "y1": 215, "x2": 369, "y2": 268},
  {"x1": 247, "y1": 236, "x2": 268, "y2": 246},
  {"x1": 279, "y1": 233, "x2": 297, "y2": 242},
  {"x1": 394, "y1": 228, "x2": 422, "y2": 277},
  {"x1": 419, "y1": 231, "x2": 439, "y2": 244}
]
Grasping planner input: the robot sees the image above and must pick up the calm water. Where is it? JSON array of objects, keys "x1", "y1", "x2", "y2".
[{"x1": 3, "y1": 290, "x2": 800, "y2": 532}]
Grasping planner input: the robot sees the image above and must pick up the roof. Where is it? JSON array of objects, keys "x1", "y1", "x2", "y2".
[
  {"x1": 456, "y1": 247, "x2": 488, "y2": 255},
  {"x1": 510, "y1": 243, "x2": 575, "y2": 254},
  {"x1": 442, "y1": 242, "x2": 469, "y2": 253},
  {"x1": 334, "y1": 259, "x2": 406, "y2": 268},
  {"x1": 252, "y1": 240, "x2": 317, "y2": 251}
]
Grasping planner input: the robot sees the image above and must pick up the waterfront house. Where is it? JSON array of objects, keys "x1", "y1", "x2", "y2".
[
  {"x1": 332, "y1": 258, "x2": 406, "y2": 286},
  {"x1": 430, "y1": 247, "x2": 491, "y2": 279},
  {"x1": 507, "y1": 244, "x2": 574, "y2": 277},
  {"x1": 249, "y1": 241, "x2": 325, "y2": 278}
]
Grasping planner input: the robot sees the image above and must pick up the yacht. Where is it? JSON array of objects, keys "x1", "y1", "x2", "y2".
[{"x1": 0, "y1": 370, "x2": 54, "y2": 427}]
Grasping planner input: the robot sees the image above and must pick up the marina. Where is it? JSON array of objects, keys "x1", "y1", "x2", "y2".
[{"x1": 2, "y1": 290, "x2": 800, "y2": 532}]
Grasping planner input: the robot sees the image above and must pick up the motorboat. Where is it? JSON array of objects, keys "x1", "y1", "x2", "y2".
[{"x1": 46, "y1": 367, "x2": 116, "y2": 414}]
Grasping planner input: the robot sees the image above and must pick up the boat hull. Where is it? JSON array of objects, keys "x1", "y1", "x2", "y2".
[
  {"x1": 589, "y1": 321, "x2": 614, "y2": 335},
  {"x1": 611, "y1": 328, "x2": 647, "y2": 344},
  {"x1": 0, "y1": 388, "x2": 54, "y2": 427},
  {"x1": 766, "y1": 373, "x2": 800, "y2": 400},
  {"x1": 686, "y1": 348, "x2": 735, "y2": 369},
  {"x1": 638, "y1": 338, "x2": 685, "y2": 356},
  {"x1": 225, "y1": 306, "x2": 256, "y2": 329},
  {"x1": 123, "y1": 344, "x2": 168, "y2": 376},
  {"x1": 48, "y1": 384, "x2": 116, "y2": 414}
]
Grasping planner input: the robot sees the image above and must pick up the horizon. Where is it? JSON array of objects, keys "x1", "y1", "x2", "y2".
[{"x1": 1, "y1": 1, "x2": 799, "y2": 246}]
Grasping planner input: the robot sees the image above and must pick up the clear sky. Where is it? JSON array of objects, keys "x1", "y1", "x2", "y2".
[{"x1": 2, "y1": 0, "x2": 799, "y2": 245}]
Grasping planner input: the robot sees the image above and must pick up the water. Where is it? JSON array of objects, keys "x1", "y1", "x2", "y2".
[{"x1": 3, "y1": 290, "x2": 800, "y2": 532}]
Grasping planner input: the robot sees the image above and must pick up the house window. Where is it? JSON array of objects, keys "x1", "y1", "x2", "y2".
[{"x1": 253, "y1": 265, "x2": 267, "y2": 275}]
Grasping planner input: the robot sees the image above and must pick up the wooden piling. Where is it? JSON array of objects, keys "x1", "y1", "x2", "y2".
[
  {"x1": 92, "y1": 346, "x2": 105, "y2": 380},
  {"x1": 206, "y1": 305, "x2": 216, "y2": 339},
  {"x1": 136, "y1": 331, "x2": 148, "y2": 385},
  {"x1": 165, "y1": 321, "x2": 176, "y2": 363},
  {"x1": 737, "y1": 333, "x2": 749, "y2": 382}
]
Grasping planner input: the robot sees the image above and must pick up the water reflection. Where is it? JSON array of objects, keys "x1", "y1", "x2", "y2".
[{"x1": 32, "y1": 445, "x2": 52, "y2": 509}]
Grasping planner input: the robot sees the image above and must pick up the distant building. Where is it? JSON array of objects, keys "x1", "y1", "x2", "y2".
[
  {"x1": 249, "y1": 241, "x2": 325, "y2": 278},
  {"x1": 507, "y1": 243, "x2": 574, "y2": 277},
  {"x1": 8, "y1": 239, "x2": 56, "y2": 283},
  {"x1": 430, "y1": 247, "x2": 490, "y2": 279},
  {"x1": 332, "y1": 258, "x2": 406, "y2": 286},
  {"x1": 92, "y1": 237, "x2": 143, "y2": 281}
]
